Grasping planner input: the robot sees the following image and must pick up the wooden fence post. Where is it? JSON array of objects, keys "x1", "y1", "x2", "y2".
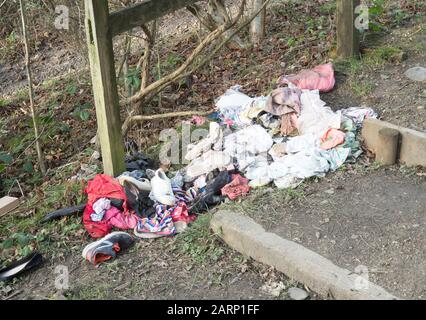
[
  {"x1": 336, "y1": 0, "x2": 360, "y2": 58},
  {"x1": 84, "y1": 0, "x2": 125, "y2": 176}
]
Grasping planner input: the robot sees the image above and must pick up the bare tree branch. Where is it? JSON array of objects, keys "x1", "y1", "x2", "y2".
[
  {"x1": 123, "y1": 110, "x2": 212, "y2": 133},
  {"x1": 121, "y1": 0, "x2": 274, "y2": 136},
  {"x1": 19, "y1": 0, "x2": 46, "y2": 175}
]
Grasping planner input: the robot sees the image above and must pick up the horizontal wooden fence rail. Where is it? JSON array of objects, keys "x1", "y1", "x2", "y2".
[{"x1": 109, "y1": 0, "x2": 202, "y2": 37}]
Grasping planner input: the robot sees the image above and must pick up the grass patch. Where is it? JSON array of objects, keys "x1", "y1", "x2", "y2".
[
  {"x1": 0, "y1": 179, "x2": 86, "y2": 267},
  {"x1": 335, "y1": 45, "x2": 404, "y2": 97},
  {"x1": 364, "y1": 46, "x2": 405, "y2": 66},
  {"x1": 174, "y1": 213, "x2": 226, "y2": 264},
  {"x1": 69, "y1": 283, "x2": 112, "y2": 300},
  {"x1": 219, "y1": 186, "x2": 306, "y2": 228}
]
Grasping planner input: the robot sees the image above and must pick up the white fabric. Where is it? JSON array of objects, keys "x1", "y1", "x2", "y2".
[
  {"x1": 341, "y1": 107, "x2": 378, "y2": 124},
  {"x1": 215, "y1": 85, "x2": 254, "y2": 125},
  {"x1": 297, "y1": 90, "x2": 341, "y2": 137},
  {"x1": 186, "y1": 150, "x2": 232, "y2": 179},
  {"x1": 273, "y1": 148, "x2": 330, "y2": 179},
  {"x1": 185, "y1": 122, "x2": 222, "y2": 161},
  {"x1": 224, "y1": 124, "x2": 273, "y2": 157},
  {"x1": 286, "y1": 133, "x2": 318, "y2": 154},
  {"x1": 92, "y1": 198, "x2": 111, "y2": 214}
]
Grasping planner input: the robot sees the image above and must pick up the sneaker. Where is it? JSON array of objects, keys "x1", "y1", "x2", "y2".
[
  {"x1": 0, "y1": 252, "x2": 43, "y2": 282},
  {"x1": 82, "y1": 232, "x2": 134, "y2": 266},
  {"x1": 149, "y1": 169, "x2": 176, "y2": 206}
]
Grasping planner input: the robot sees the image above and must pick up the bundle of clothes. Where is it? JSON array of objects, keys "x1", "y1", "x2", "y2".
[{"x1": 81, "y1": 63, "x2": 378, "y2": 265}]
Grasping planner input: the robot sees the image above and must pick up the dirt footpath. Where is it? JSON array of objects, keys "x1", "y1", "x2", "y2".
[
  {"x1": 231, "y1": 167, "x2": 426, "y2": 299},
  {"x1": 2, "y1": 217, "x2": 319, "y2": 300}
]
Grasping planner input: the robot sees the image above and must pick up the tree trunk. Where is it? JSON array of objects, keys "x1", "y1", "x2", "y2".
[
  {"x1": 140, "y1": 20, "x2": 157, "y2": 91},
  {"x1": 187, "y1": 1, "x2": 247, "y2": 50},
  {"x1": 19, "y1": 0, "x2": 47, "y2": 175},
  {"x1": 250, "y1": 0, "x2": 266, "y2": 45}
]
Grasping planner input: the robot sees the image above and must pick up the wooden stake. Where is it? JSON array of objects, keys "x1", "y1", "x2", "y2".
[
  {"x1": 85, "y1": 0, "x2": 125, "y2": 176},
  {"x1": 336, "y1": 0, "x2": 360, "y2": 58}
]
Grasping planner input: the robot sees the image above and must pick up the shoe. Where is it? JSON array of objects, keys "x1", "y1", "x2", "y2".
[
  {"x1": 0, "y1": 251, "x2": 43, "y2": 282},
  {"x1": 149, "y1": 169, "x2": 176, "y2": 206},
  {"x1": 82, "y1": 232, "x2": 134, "y2": 266},
  {"x1": 118, "y1": 175, "x2": 151, "y2": 191}
]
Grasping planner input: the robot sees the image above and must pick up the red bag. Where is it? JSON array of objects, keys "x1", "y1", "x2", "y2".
[{"x1": 83, "y1": 174, "x2": 129, "y2": 238}]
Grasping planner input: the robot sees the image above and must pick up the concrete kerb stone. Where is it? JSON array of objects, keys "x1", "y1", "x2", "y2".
[
  {"x1": 362, "y1": 118, "x2": 426, "y2": 167},
  {"x1": 210, "y1": 210, "x2": 398, "y2": 300}
]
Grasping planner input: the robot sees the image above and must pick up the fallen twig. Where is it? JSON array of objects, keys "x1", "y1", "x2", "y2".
[{"x1": 123, "y1": 110, "x2": 212, "y2": 135}]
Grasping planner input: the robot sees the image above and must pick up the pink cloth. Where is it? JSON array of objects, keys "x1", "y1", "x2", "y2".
[
  {"x1": 221, "y1": 174, "x2": 250, "y2": 200},
  {"x1": 278, "y1": 63, "x2": 335, "y2": 93},
  {"x1": 320, "y1": 128, "x2": 346, "y2": 150},
  {"x1": 172, "y1": 202, "x2": 197, "y2": 224},
  {"x1": 103, "y1": 207, "x2": 139, "y2": 230},
  {"x1": 192, "y1": 115, "x2": 206, "y2": 126}
]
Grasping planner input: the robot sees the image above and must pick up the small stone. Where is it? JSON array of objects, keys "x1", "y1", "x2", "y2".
[
  {"x1": 320, "y1": 200, "x2": 328, "y2": 205},
  {"x1": 417, "y1": 106, "x2": 424, "y2": 110},
  {"x1": 288, "y1": 287, "x2": 309, "y2": 300},
  {"x1": 315, "y1": 231, "x2": 321, "y2": 239},
  {"x1": 1, "y1": 286, "x2": 13, "y2": 295},
  {"x1": 261, "y1": 281, "x2": 286, "y2": 297},
  {"x1": 330, "y1": 240, "x2": 336, "y2": 245},
  {"x1": 324, "y1": 188, "x2": 335, "y2": 195},
  {"x1": 404, "y1": 67, "x2": 426, "y2": 82}
]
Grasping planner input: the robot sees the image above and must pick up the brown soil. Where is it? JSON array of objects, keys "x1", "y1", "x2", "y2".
[{"x1": 231, "y1": 166, "x2": 426, "y2": 299}]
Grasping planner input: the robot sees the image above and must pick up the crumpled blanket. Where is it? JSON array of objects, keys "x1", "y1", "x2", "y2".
[
  {"x1": 264, "y1": 87, "x2": 302, "y2": 136},
  {"x1": 278, "y1": 63, "x2": 335, "y2": 93}
]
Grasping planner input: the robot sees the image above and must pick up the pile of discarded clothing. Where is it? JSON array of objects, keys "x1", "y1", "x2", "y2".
[
  {"x1": 80, "y1": 161, "x2": 246, "y2": 265},
  {"x1": 80, "y1": 63, "x2": 377, "y2": 266},
  {"x1": 186, "y1": 63, "x2": 376, "y2": 189}
]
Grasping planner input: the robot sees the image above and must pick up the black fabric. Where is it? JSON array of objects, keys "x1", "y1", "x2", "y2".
[
  {"x1": 125, "y1": 152, "x2": 155, "y2": 172},
  {"x1": 189, "y1": 170, "x2": 231, "y2": 214},
  {"x1": 109, "y1": 198, "x2": 125, "y2": 211},
  {"x1": 123, "y1": 181, "x2": 155, "y2": 219}
]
